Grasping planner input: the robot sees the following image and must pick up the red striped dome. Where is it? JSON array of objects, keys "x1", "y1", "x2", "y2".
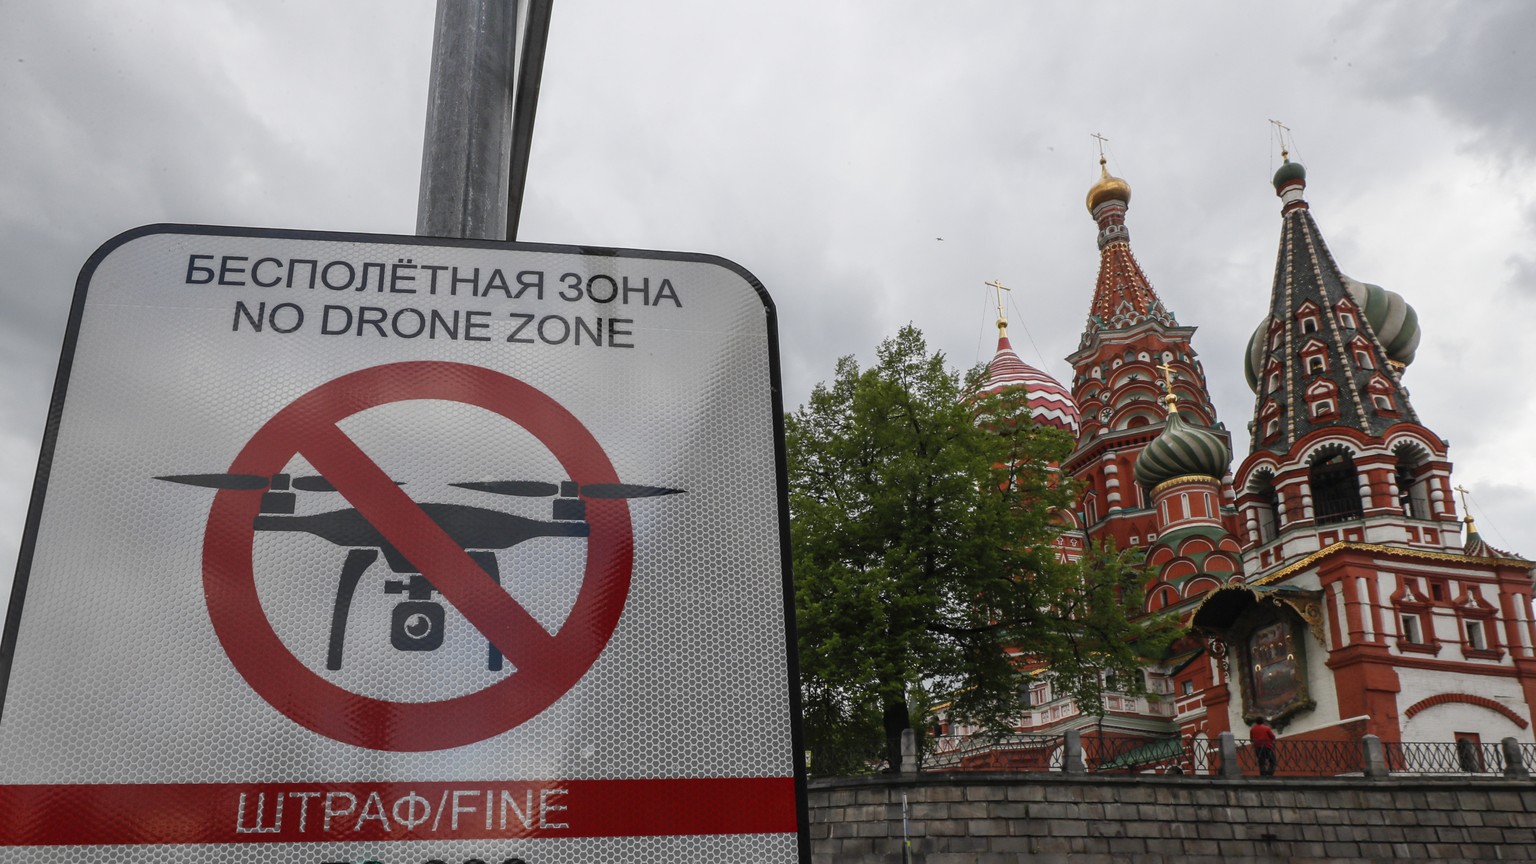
[{"x1": 978, "y1": 336, "x2": 1080, "y2": 434}]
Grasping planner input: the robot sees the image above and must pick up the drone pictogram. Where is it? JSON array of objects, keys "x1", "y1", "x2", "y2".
[{"x1": 158, "y1": 471, "x2": 682, "y2": 671}]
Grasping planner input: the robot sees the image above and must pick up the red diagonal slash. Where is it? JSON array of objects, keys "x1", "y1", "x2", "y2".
[
  {"x1": 298, "y1": 422, "x2": 556, "y2": 668},
  {"x1": 203, "y1": 361, "x2": 633, "y2": 751}
]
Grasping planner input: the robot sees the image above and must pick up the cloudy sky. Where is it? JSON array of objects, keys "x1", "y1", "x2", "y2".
[{"x1": 4, "y1": 1, "x2": 1535, "y2": 624}]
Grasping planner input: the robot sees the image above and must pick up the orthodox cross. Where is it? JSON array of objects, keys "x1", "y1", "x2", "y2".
[
  {"x1": 1156, "y1": 360, "x2": 1179, "y2": 414},
  {"x1": 1269, "y1": 119, "x2": 1293, "y2": 161},
  {"x1": 985, "y1": 279, "x2": 1010, "y2": 336},
  {"x1": 1091, "y1": 132, "x2": 1112, "y2": 172},
  {"x1": 1454, "y1": 484, "x2": 1473, "y2": 519}
]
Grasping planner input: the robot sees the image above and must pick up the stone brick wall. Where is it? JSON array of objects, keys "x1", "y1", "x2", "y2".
[{"x1": 808, "y1": 772, "x2": 1536, "y2": 863}]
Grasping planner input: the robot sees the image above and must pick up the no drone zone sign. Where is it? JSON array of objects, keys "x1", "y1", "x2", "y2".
[{"x1": 0, "y1": 225, "x2": 808, "y2": 864}]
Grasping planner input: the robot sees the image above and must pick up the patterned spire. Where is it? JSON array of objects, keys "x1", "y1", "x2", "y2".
[
  {"x1": 1068, "y1": 157, "x2": 1221, "y2": 434},
  {"x1": 1246, "y1": 160, "x2": 1419, "y2": 454},
  {"x1": 1081, "y1": 158, "x2": 1177, "y2": 343}
]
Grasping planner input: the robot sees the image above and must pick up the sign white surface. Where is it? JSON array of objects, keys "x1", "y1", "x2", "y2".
[{"x1": 0, "y1": 225, "x2": 805, "y2": 863}]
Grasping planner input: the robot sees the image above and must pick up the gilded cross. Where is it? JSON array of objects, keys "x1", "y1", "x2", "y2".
[
  {"x1": 1454, "y1": 484, "x2": 1472, "y2": 516},
  {"x1": 1156, "y1": 361, "x2": 1179, "y2": 414},
  {"x1": 1269, "y1": 119, "x2": 1292, "y2": 160},
  {"x1": 985, "y1": 279, "x2": 1010, "y2": 336}
]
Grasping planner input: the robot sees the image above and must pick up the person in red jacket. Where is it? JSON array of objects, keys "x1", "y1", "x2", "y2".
[{"x1": 1250, "y1": 717, "x2": 1277, "y2": 776}]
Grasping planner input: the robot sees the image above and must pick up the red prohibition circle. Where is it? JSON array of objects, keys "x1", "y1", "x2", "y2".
[{"x1": 202, "y1": 361, "x2": 633, "y2": 751}]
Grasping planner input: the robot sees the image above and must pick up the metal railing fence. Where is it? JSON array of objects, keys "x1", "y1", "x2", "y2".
[
  {"x1": 1382, "y1": 739, "x2": 1505, "y2": 775},
  {"x1": 921, "y1": 733, "x2": 1063, "y2": 771},
  {"x1": 911, "y1": 733, "x2": 1534, "y2": 778}
]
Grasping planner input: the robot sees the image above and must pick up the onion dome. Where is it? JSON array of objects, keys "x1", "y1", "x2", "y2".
[
  {"x1": 1134, "y1": 410, "x2": 1233, "y2": 488},
  {"x1": 1273, "y1": 159, "x2": 1307, "y2": 192},
  {"x1": 1461, "y1": 517, "x2": 1526, "y2": 561},
  {"x1": 978, "y1": 333, "x2": 1081, "y2": 434},
  {"x1": 1086, "y1": 157, "x2": 1131, "y2": 212},
  {"x1": 1462, "y1": 518, "x2": 1497, "y2": 558},
  {"x1": 1243, "y1": 322, "x2": 1266, "y2": 392},
  {"x1": 1342, "y1": 276, "x2": 1420, "y2": 366},
  {"x1": 1243, "y1": 274, "x2": 1422, "y2": 392}
]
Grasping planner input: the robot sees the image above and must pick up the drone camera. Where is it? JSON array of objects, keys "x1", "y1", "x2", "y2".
[{"x1": 390, "y1": 601, "x2": 445, "y2": 652}]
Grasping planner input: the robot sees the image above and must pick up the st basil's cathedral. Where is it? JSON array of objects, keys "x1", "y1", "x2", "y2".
[{"x1": 943, "y1": 148, "x2": 1536, "y2": 760}]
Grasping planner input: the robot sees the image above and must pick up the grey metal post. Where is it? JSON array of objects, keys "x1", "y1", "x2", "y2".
[
  {"x1": 416, "y1": 0, "x2": 518, "y2": 240},
  {"x1": 1502, "y1": 737, "x2": 1530, "y2": 780},
  {"x1": 1218, "y1": 731, "x2": 1240, "y2": 778},
  {"x1": 506, "y1": 0, "x2": 553, "y2": 241},
  {"x1": 1063, "y1": 729, "x2": 1086, "y2": 774},
  {"x1": 1362, "y1": 734, "x2": 1388, "y2": 778}
]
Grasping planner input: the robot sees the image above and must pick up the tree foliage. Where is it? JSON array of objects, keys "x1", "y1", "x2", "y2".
[{"x1": 788, "y1": 326, "x2": 1173, "y2": 774}]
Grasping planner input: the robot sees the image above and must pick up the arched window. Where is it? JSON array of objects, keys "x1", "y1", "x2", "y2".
[
  {"x1": 1366, "y1": 375, "x2": 1397, "y2": 413},
  {"x1": 1394, "y1": 443, "x2": 1433, "y2": 520},
  {"x1": 1311, "y1": 448, "x2": 1363, "y2": 524},
  {"x1": 1253, "y1": 473, "x2": 1281, "y2": 543}
]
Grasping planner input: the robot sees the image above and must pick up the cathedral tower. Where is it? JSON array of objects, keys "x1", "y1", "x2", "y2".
[
  {"x1": 1233, "y1": 155, "x2": 1457, "y2": 573},
  {"x1": 1197, "y1": 154, "x2": 1536, "y2": 745},
  {"x1": 1063, "y1": 157, "x2": 1237, "y2": 552},
  {"x1": 975, "y1": 283, "x2": 1086, "y2": 566}
]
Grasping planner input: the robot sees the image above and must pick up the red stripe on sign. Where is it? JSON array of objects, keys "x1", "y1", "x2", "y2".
[{"x1": 0, "y1": 777, "x2": 798, "y2": 846}]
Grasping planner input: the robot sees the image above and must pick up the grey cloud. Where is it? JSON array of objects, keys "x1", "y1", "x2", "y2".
[{"x1": 1332, "y1": 0, "x2": 1536, "y2": 162}]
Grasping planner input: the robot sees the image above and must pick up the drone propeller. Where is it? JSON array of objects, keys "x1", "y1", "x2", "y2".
[
  {"x1": 452, "y1": 480, "x2": 683, "y2": 499},
  {"x1": 292, "y1": 476, "x2": 342, "y2": 492},
  {"x1": 154, "y1": 473, "x2": 390, "y2": 493},
  {"x1": 156, "y1": 473, "x2": 273, "y2": 490},
  {"x1": 450, "y1": 481, "x2": 559, "y2": 497},
  {"x1": 582, "y1": 484, "x2": 684, "y2": 499}
]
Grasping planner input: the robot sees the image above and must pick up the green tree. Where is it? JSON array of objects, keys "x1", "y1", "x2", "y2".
[{"x1": 789, "y1": 326, "x2": 1171, "y2": 774}]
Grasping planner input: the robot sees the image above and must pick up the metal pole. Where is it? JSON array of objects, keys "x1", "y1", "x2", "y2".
[
  {"x1": 416, "y1": 0, "x2": 518, "y2": 240},
  {"x1": 506, "y1": 0, "x2": 553, "y2": 241},
  {"x1": 901, "y1": 793, "x2": 912, "y2": 864}
]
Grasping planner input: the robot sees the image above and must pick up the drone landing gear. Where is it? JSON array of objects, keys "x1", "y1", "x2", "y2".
[
  {"x1": 468, "y1": 550, "x2": 505, "y2": 672},
  {"x1": 327, "y1": 549, "x2": 379, "y2": 671}
]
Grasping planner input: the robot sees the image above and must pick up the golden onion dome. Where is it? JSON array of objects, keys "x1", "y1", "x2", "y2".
[{"x1": 1086, "y1": 157, "x2": 1131, "y2": 212}]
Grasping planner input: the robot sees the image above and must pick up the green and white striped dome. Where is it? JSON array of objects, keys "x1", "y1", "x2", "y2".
[
  {"x1": 1342, "y1": 275, "x2": 1419, "y2": 366},
  {"x1": 1134, "y1": 410, "x2": 1233, "y2": 488},
  {"x1": 1243, "y1": 274, "x2": 1420, "y2": 391}
]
